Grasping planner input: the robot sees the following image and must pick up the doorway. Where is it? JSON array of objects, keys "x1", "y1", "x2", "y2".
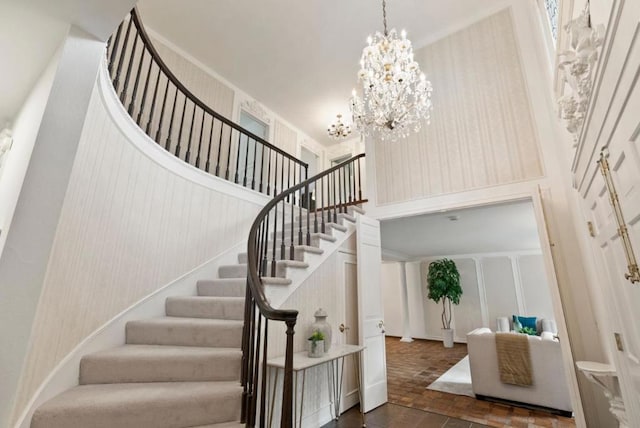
[
  {"x1": 378, "y1": 197, "x2": 578, "y2": 427},
  {"x1": 337, "y1": 252, "x2": 360, "y2": 413},
  {"x1": 237, "y1": 110, "x2": 268, "y2": 186}
]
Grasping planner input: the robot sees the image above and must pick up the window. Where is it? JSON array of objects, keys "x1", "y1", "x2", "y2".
[
  {"x1": 237, "y1": 111, "x2": 269, "y2": 186},
  {"x1": 543, "y1": 0, "x2": 559, "y2": 42}
]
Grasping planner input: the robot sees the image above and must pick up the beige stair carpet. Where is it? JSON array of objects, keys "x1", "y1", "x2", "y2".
[{"x1": 31, "y1": 205, "x2": 362, "y2": 427}]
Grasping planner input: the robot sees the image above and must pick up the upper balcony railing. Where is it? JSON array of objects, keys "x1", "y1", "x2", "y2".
[{"x1": 106, "y1": 9, "x2": 308, "y2": 194}]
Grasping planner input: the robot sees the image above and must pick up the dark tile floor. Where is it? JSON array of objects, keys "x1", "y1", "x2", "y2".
[
  {"x1": 322, "y1": 402, "x2": 487, "y2": 428},
  {"x1": 323, "y1": 337, "x2": 576, "y2": 427}
]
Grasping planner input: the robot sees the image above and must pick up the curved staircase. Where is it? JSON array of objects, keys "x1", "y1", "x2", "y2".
[
  {"x1": 27, "y1": 8, "x2": 368, "y2": 428},
  {"x1": 30, "y1": 207, "x2": 364, "y2": 427},
  {"x1": 31, "y1": 266, "x2": 251, "y2": 428}
]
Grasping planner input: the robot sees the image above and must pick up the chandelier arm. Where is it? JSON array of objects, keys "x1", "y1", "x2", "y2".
[{"x1": 382, "y1": 0, "x2": 388, "y2": 36}]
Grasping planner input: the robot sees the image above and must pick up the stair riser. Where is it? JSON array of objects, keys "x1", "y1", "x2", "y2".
[
  {"x1": 238, "y1": 247, "x2": 319, "y2": 264},
  {"x1": 166, "y1": 298, "x2": 245, "y2": 320},
  {"x1": 218, "y1": 265, "x2": 247, "y2": 279},
  {"x1": 295, "y1": 211, "x2": 357, "y2": 222},
  {"x1": 31, "y1": 385, "x2": 241, "y2": 428},
  {"x1": 268, "y1": 234, "x2": 334, "y2": 249},
  {"x1": 197, "y1": 280, "x2": 245, "y2": 297},
  {"x1": 126, "y1": 322, "x2": 242, "y2": 348},
  {"x1": 269, "y1": 227, "x2": 336, "y2": 241},
  {"x1": 80, "y1": 353, "x2": 241, "y2": 384}
]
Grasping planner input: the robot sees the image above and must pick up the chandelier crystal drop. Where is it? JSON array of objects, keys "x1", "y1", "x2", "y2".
[
  {"x1": 350, "y1": 0, "x2": 433, "y2": 142},
  {"x1": 327, "y1": 114, "x2": 352, "y2": 139}
]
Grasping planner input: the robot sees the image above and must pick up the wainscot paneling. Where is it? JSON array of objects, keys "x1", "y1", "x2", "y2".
[
  {"x1": 374, "y1": 9, "x2": 543, "y2": 205},
  {"x1": 395, "y1": 252, "x2": 553, "y2": 343},
  {"x1": 13, "y1": 82, "x2": 265, "y2": 417}
]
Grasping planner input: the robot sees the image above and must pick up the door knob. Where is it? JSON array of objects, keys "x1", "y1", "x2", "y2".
[
  {"x1": 339, "y1": 323, "x2": 350, "y2": 333},
  {"x1": 378, "y1": 320, "x2": 385, "y2": 334}
]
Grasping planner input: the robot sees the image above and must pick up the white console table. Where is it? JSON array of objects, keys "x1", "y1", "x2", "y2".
[{"x1": 266, "y1": 344, "x2": 366, "y2": 427}]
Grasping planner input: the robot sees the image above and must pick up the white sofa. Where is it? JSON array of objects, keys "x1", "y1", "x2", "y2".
[{"x1": 467, "y1": 327, "x2": 573, "y2": 414}]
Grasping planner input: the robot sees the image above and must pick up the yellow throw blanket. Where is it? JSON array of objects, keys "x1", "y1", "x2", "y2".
[{"x1": 495, "y1": 333, "x2": 533, "y2": 386}]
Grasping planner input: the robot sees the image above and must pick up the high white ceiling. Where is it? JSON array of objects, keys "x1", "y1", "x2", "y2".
[
  {"x1": 380, "y1": 200, "x2": 541, "y2": 259},
  {"x1": 1, "y1": 0, "x2": 135, "y2": 123},
  {"x1": 137, "y1": 0, "x2": 508, "y2": 145}
]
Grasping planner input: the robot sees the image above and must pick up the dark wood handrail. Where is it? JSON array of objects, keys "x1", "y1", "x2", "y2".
[
  {"x1": 247, "y1": 153, "x2": 365, "y2": 316},
  {"x1": 242, "y1": 153, "x2": 366, "y2": 427},
  {"x1": 106, "y1": 9, "x2": 308, "y2": 198},
  {"x1": 127, "y1": 10, "x2": 304, "y2": 165}
]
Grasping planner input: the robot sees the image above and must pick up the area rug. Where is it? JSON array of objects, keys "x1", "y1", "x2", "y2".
[{"x1": 426, "y1": 355, "x2": 474, "y2": 397}]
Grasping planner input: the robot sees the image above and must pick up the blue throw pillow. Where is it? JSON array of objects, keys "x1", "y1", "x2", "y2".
[{"x1": 513, "y1": 315, "x2": 537, "y2": 331}]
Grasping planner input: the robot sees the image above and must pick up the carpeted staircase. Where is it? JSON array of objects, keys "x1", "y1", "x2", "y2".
[{"x1": 30, "y1": 208, "x2": 361, "y2": 428}]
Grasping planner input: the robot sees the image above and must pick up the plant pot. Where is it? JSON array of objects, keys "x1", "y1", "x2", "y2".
[
  {"x1": 442, "y1": 328, "x2": 454, "y2": 348},
  {"x1": 308, "y1": 339, "x2": 324, "y2": 358}
]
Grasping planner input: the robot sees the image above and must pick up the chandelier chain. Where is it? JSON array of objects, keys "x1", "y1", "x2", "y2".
[{"x1": 382, "y1": 0, "x2": 388, "y2": 36}]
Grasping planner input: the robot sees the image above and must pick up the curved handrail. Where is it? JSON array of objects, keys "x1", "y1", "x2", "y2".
[
  {"x1": 242, "y1": 153, "x2": 366, "y2": 427},
  {"x1": 106, "y1": 9, "x2": 307, "y2": 195}
]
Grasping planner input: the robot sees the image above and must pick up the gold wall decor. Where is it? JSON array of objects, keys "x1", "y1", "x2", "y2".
[{"x1": 598, "y1": 148, "x2": 640, "y2": 284}]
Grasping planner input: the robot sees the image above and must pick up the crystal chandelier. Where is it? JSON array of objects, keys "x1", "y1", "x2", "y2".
[
  {"x1": 350, "y1": 0, "x2": 433, "y2": 142},
  {"x1": 327, "y1": 114, "x2": 352, "y2": 139}
]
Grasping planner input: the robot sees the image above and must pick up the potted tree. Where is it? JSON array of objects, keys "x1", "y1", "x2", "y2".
[{"x1": 426, "y1": 259, "x2": 462, "y2": 348}]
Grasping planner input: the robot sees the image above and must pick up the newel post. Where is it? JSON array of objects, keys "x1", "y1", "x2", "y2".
[{"x1": 281, "y1": 320, "x2": 296, "y2": 428}]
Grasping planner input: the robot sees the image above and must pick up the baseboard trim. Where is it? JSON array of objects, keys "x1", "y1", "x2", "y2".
[{"x1": 476, "y1": 394, "x2": 574, "y2": 418}]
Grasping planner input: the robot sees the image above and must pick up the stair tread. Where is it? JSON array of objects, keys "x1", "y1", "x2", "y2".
[
  {"x1": 338, "y1": 212, "x2": 356, "y2": 222},
  {"x1": 166, "y1": 296, "x2": 244, "y2": 320},
  {"x1": 283, "y1": 221, "x2": 347, "y2": 232},
  {"x1": 261, "y1": 277, "x2": 292, "y2": 286},
  {"x1": 129, "y1": 317, "x2": 244, "y2": 327},
  {"x1": 276, "y1": 260, "x2": 309, "y2": 268},
  {"x1": 271, "y1": 232, "x2": 337, "y2": 243},
  {"x1": 84, "y1": 344, "x2": 241, "y2": 359},
  {"x1": 80, "y1": 345, "x2": 241, "y2": 385},
  {"x1": 166, "y1": 296, "x2": 245, "y2": 303},
  {"x1": 239, "y1": 245, "x2": 323, "y2": 258},
  {"x1": 32, "y1": 382, "x2": 242, "y2": 428},
  {"x1": 190, "y1": 423, "x2": 243, "y2": 428}
]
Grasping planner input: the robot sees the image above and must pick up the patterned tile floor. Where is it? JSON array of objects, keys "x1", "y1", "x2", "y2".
[{"x1": 385, "y1": 337, "x2": 576, "y2": 428}]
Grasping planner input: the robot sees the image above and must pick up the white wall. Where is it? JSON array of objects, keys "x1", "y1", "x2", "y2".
[
  {"x1": 0, "y1": 46, "x2": 62, "y2": 259},
  {"x1": 0, "y1": 28, "x2": 107, "y2": 428},
  {"x1": 266, "y1": 242, "x2": 358, "y2": 427},
  {"x1": 144, "y1": 28, "x2": 328, "y2": 165},
  {"x1": 367, "y1": 1, "x2": 614, "y2": 425},
  {"x1": 0, "y1": 3, "x2": 69, "y2": 123},
  {"x1": 381, "y1": 262, "x2": 403, "y2": 337},
  {"x1": 374, "y1": 8, "x2": 543, "y2": 205},
  {"x1": 8, "y1": 66, "x2": 271, "y2": 425}
]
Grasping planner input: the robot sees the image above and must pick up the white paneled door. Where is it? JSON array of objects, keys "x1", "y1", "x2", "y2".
[
  {"x1": 572, "y1": 1, "x2": 640, "y2": 419},
  {"x1": 356, "y1": 215, "x2": 388, "y2": 412},
  {"x1": 580, "y1": 120, "x2": 640, "y2": 424}
]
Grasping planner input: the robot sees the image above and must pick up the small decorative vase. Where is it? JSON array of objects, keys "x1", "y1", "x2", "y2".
[
  {"x1": 311, "y1": 308, "x2": 332, "y2": 352},
  {"x1": 442, "y1": 328, "x2": 454, "y2": 348},
  {"x1": 308, "y1": 339, "x2": 324, "y2": 358}
]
